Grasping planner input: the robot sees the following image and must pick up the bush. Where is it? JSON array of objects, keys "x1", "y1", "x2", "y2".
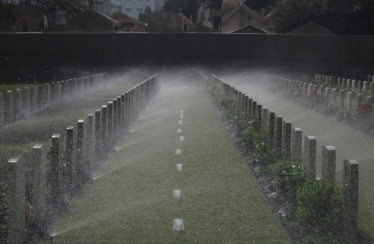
[
  {"x1": 265, "y1": 160, "x2": 307, "y2": 201},
  {"x1": 296, "y1": 181, "x2": 343, "y2": 239}
]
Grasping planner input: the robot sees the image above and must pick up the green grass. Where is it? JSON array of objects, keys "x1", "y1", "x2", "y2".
[{"x1": 41, "y1": 75, "x2": 291, "y2": 243}]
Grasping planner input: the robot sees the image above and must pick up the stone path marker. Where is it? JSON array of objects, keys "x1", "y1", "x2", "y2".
[
  {"x1": 304, "y1": 136, "x2": 316, "y2": 180},
  {"x1": 262, "y1": 107, "x2": 268, "y2": 131},
  {"x1": 6, "y1": 90, "x2": 14, "y2": 123},
  {"x1": 339, "y1": 90, "x2": 345, "y2": 111},
  {"x1": 269, "y1": 111, "x2": 275, "y2": 148},
  {"x1": 257, "y1": 104, "x2": 262, "y2": 127},
  {"x1": 347, "y1": 92, "x2": 353, "y2": 114},
  {"x1": 275, "y1": 115, "x2": 283, "y2": 153},
  {"x1": 173, "y1": 189, "x2": 181, "y2": 199},
  {"x1": 15, "y1": 89, "x2": 22, "y2": 120},
  {"x1": 283, "y1": 121, "x2": 292, "y2": 160},
  {"x1": 23, "y1": 87, "x2": 30, "y2": 117},
  {"x1": 247, "y1": 98, "x2": 253, "y2": 119},
  {"x1": 77, "y1": 119, "x2": 85, "y2": 185},
  {"x1": 176, "y1": 164, "x2": 183, "y2": 171},
  {"x1": 51, "y1": 134, "x2": 62, "y2": 204},
  {"x1": 292, "y1": 128, "x2": 302, "y2": 164},
  {"x1": 7, "y1": 157, "x2": 25, "y2": 244},
  {"x1": 321, "y1": 146, "x2": 336, "y2": 185},
  {"x1": 0, "y1": 92, "x2": 3, "y2": 126},
  {"x1": 343, "y1": 159, "x2": 359, "y2": 244},
  {"x1": 32, "y1": 144, "x2": 47, "y2": 227},
  {"x1": 86, "y1": 114, "x2": 94, "y2": 175},
  {"x1": 173, "y1": 219, "x2": 185, "y2": 231},
  {"x1": 66, "y1": 126, "x2": 76, "y2": 188}
]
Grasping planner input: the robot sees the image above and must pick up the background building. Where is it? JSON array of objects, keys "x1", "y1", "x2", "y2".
[{"x1": 111, "y1": 0, "x2": 156, "y2": 19}]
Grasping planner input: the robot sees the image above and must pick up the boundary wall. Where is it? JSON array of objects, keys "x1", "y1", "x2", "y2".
[{"x1": 1, "y1": 33, "x2": 374, "y2": 67}]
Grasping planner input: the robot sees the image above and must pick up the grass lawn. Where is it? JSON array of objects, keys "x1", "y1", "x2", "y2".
[{"x1": 42, "y1": 70, "x2": 290, "y2": 243}]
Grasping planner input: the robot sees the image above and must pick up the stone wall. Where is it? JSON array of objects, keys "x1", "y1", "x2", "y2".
[{"x1": 0, "y1": 32, "x2": 374, "y2": 67}]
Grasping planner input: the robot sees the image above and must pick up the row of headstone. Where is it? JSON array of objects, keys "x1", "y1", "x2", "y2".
[
  {"x1": 210, "y1": 74, "x2": 359, "y2": 244},
  {"x1": 0, "y1": 73, "x2": 106, "y2": 128},
  {"x1": 5, "y1": 74, "x2": 159, "y2": 244},
  {"x1": 314, "y1": 74, "x2": 374, "y2": 94},
  {"x1": 264, "y1": 74, "x2": 373, "y2": 114}
]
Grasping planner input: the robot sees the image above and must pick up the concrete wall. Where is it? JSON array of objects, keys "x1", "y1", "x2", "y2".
[{"x1": 0, "y1": 32, "x2": 374, "y2": 67}]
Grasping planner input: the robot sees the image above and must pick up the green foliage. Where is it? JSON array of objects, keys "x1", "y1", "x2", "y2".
[
  {"x1": 321, "y1": 103, "x2": 338, "y2": 116},
  {"x1": 336, "y1": 111, "x2": 355, "y2": 125},
  {"x1": 296, "y1": 181, "x2": 344, "y2": 240},
  {"x1": 0, "y1": 0, "x2": 111, "y2": 23},
  {"x1": 138, "y1": 6, "x2": 152, "y2": 23},
  {"x1": 301, "y1": 74, "x2": 314, "y2": 84},
  {"x1": 291, "y1": 88, "x2": 303, "y2": 99},
  {"x1": 244, "y1": 0, "x2": 273, "y2": 10},
  {"x1": 163, "y1": 0, "x2": 201, "y2": 20},
  {"x1": 205, "y1": 77, "x2": 220, "y2": 94},
  {"x1": 265, "y1": 160, "x2": 307, "y2": 200},
  {"x1": 271, "y1": 0, "x2": 374, "y2": 34}
]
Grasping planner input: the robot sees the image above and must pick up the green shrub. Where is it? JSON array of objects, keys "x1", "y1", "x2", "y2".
[
  {"x1": 265, "y1": 160, "x2": 307, "y2": 201},
  {"x1": 240, "y1": 117, "x2": 267, "y2": 150},
  {"x1": 296, "y1": 181, "x2": 343, "y2": 237}
]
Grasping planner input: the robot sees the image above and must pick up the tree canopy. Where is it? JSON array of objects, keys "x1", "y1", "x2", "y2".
[
  {"x1": 163, "y1": 0, "x2": 201, "y2": 20},
  {"x1": 271, "y1": 0, "x2": 374, "y2": 34},
  {"x1": 161, "y1": 0, "x2": 274, "y2": 21},
  {"x1": 138, "y1": 6, "x2": 152, "y2": 23},
  {"x1": 244, "y1": 0, "x2": 273, "y2": 10},
  {"x1": 0, "y1": 0, "x2": 111, "y2": 22}
]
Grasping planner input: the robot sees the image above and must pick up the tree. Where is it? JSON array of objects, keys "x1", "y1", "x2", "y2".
[
  {"x1": 244, "y1": 0, "x2": 273, "y2": 10},
  {"x1": 138, "y1": 6, "x2": 152, "y2": 23},
  {"x1": 163, "y1": 0, "x2": 201, "y2": 20},
  {"x1": 271, "y1": 0, "x2": 374, "y2": 34},
  {"x1": 0, "y1": 0, "x2": 111, "y2": 23}
]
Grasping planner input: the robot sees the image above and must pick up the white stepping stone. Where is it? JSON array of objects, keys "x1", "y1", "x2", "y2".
[
  {"x1": 173, "y1": 189, "x2": 181, "y2": 198},
  {"x1": 176, "y1": 164, "x2": 183, "y2": 171},
  {"x1": 180, "y1": 114, "x2": 184, "y2": 119},
  {"x1": 173, "y1": 219, "x2": 185, "y2": 231},
  {"x1": 180, "y1": 110, "x2": 183, "y2": 114},
  {"x1": 175, "y1": 149, "x2": 182, "y2": 155},
  {"x1": 177, "y1": 129, "x2": 182, "y2": 134},
  {"x1": 179, "y1": 136, "x2": 184, "y2": 142},
  {"x1": 178, "y1": 120, "x2": 183, "y2": 125}
]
